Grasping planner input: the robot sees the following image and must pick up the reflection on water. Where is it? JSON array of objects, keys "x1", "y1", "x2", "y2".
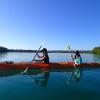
[
  {"x1": 0, "y1": 68, "x2": 83, "y2": 87},
  {"x1": 0, "y1": 69, "x2": 20, "y2": 77},
  {"x1": 0, "y1": 53, "x2": 8, "y2": 60},
  {"x1": 0, "y1": 67, "x2": 100, "y2": 100},
  {"x1": 33, "y1": 71, "x2": 49, "y2": 87},
  {"x1": 66, "y1": 67, "x2": 82, "y2": 84}
]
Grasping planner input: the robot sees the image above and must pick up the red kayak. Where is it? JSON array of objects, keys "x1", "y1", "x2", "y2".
[{"x1": 0, "y1": 61, "x2": 100, "y2": 69}]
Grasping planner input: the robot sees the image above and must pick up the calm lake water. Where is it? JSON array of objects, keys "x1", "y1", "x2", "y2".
[{"x1": 0, "y1": 52, "x2": 100, "y2": 100}]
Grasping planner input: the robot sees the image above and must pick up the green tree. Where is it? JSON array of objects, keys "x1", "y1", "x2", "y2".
[
  {"x1": 0, "y1": 46, "x2": 8, "y2": 52},
  {"x1": 92, "y1": 47, "x2": 100, "y2": 54}
]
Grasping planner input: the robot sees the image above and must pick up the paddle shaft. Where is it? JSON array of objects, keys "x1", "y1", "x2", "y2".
[
  {"x1": 21, "y1": 44, "x2": 43, "y2": 74},
  {"x1": 32, "y1": 45, "x2": 42, "y2": 60},
  {"x1": 67, "y1": 45, "x2": 76, "y2": 67}
]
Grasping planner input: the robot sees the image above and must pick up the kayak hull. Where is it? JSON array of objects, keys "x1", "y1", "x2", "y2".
[{"x1": 0, "y1": 61, "x2": 100, "y2": 69}]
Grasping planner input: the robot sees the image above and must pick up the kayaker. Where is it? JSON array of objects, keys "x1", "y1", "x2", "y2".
[
  {"x1": 74, "y1": 50, "x2": 82, "y2": 65},
  {"x1": 33, "y1": 48, "x2": 49, "y2": 64}
]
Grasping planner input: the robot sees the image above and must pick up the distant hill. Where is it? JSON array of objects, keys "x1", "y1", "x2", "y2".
[
  {"x1": 47, "y1": 50, "x2": 91, "y2": 53},
  {"x1": 92, "y1": 47, "x2": 100, "y2": 54},
  {"x1": 8, "y1": 49, "x2": 35, "y2": 52},
  {"x1": 0, "y1": 46, "x2": 8, "y2": 52},
  {"x1": 0, "y1": 46, "x2": 96, "y2": 53}
]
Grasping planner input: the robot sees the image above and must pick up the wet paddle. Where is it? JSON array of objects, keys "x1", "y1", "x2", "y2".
[
  {"x1": 67, "y1": 45, "x2": 75, "y2": 63},
  {"x1": 21, "y1": 41, "x2": 45, "y2": 74},
  {"x1": 66, "y1": 45, "x2": 77, "y2": 84}
]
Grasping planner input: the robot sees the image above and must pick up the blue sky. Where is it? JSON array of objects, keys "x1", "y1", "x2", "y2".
[{"x1": 0, "y1": 0, "x2": 100, "y2": 50}]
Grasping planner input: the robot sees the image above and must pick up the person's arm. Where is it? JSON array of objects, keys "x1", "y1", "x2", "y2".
[
  {"x1": 33, "y1": 59, "x2": 44, "y2": 61},
  {"x1": 33, "y1": 55, "x2": 46, "y2": 61},
  {"x1": 37, "y1": 53, "x2": 44, "y2": 58},
  {"x1": 32, "y1": 53, "x2": 44, "y2": 61}
]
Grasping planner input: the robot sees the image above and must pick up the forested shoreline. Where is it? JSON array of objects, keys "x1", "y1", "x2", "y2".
[
  {"x1": 0, "y1": 46, "x2": 99, "y2": 54},
  {"x1": 92, "y1": 47, "x2": 100, "y2": 54}
]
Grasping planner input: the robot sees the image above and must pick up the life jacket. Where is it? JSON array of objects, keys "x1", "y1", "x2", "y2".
[
  {"x1": 43, "y1": 54, "x2": 49, "y2": 64},
  {"x1": 74, "y1": 56, "x2": 82, "y2": 65}
]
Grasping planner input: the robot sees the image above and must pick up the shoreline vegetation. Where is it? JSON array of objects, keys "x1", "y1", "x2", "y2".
[
  {"x1": 0, "y1": 46, "x2": 100, "y2": 54},
  {"x1": 9, "y1": 49, "x2": 91, "y2": 53},
  {"x1": 92, "y1": 47, "x2": 100, "y2": 54}
]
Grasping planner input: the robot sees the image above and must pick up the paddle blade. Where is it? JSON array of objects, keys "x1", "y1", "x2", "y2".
[
  {"x1": 41, "y1": 41, "x2": 45, "y2": 46},
  {"x1": 20, "y1": 67, "x2": 28, "y2": 74},
  {"x1": 65, "y1": 44, "x2": 71, "y2": 50}
]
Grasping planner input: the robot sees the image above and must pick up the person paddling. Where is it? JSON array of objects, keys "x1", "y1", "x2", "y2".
[
  {"x1": 33, "y1": 48, "x2": 49, "y2": 64},
  {"x1": 67, "y1": 50, "x2": 82, "y2": 84},
  {"x1": 74, "y1": 50, "x2": 82, "y2": 65}
]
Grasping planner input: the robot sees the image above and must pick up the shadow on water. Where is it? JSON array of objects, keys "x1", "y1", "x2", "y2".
[{"x1": 0, "y1": 53, "x2": 8, "y2": 60}]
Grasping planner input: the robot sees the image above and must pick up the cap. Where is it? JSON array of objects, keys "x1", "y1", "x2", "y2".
[{"x1": 40, "y1": 48, "x2": 47, "y2": 52}]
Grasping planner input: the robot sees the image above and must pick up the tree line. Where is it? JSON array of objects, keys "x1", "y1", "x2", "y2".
[
  {"x1": 0, "y1": 46, "x2": 8, "y2": 52},
  {"x1": 92, "y1": 47, "x2": 100, "y2": 54},
  {"x1": 0, "y1": 46, "x2": 100, "y2": 54}
]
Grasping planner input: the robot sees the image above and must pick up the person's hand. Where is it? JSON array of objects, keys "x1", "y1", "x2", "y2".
[{"x1": 32, "y1": 58, "x2": 35, "y2": 61}]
